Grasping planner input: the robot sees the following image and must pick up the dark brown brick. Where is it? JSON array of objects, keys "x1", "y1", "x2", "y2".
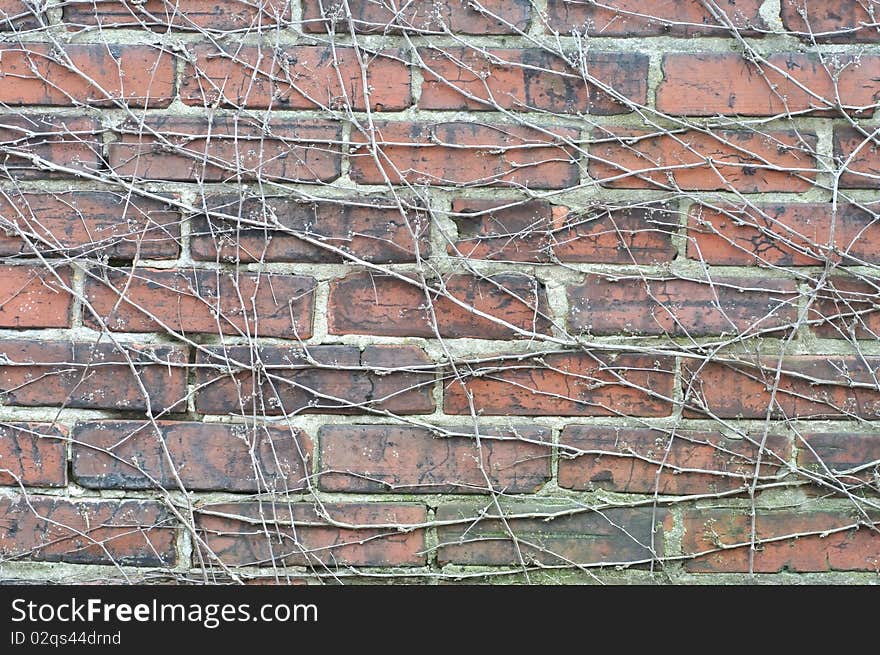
[
  {"x1": 797, "y1": 433, "x2": 880, "y2": 488},
  {"x1": 0, "y1": 423, "x2": 66, "y2": 487},
  {"x1": 781, "y1": 0, "x2": 880, "y2": 42},
  {"x1": 328, "y1": 272, "x2": 551, "y2": 339},
  {"x1": 0, "y1": 496, "x2": 176, "y2": 566},
  {"x1": 568, "y1": 275, "x2": 798, "y2": 336},
  {"x1": 437, "y1": 503, "x2": 667, "y2": 565},
  {"x1": 190, "y1": 195, "x2": 429, "y2": 264},
  {"x1": 64, "y1": 0, "x2": 291, "y2": 30},
  {"x1": 419, "y1": 48, "x2": 647, "y2": 114},
  {"x1": 834, "y1": 126, "x2": 880, "y2": 188},
  {"x1": 450, "y1": 199, "x2": 677, "y2": 264},
  {"x1": 545, "y1": 0, "x2": 765, "y2": 37},
  {"x1": 195, "y1": 345, "x2": 434, "y2": 416},
  {"x1": 558, "y1": 426, "x2": 791, "y2": 495},
  {"x1": 319, "y1": 424, "x2": 551, "y2": 493},
  {"x1": 349, "y1": 122, "x2": 580, "y2": 189},
  {"x1": 195, "y1": 502, "x2": 426, "y2": 566},
  {"x1": 108, "y1": 116, "x2": 342, "y2": 182},
  {"x1": 809, "y1": 277, "x2": 880, "y2": 339},
  {"x1": 302, "y1": 0, "x2": 531, "y2": 34},
  {"x1": 0, "y1": 114, "x2": 102, "y2": 179},
  {"x1": 73, "y1": 421, "x2": 311, "y2": 492},
  {"x1": 0, "y1": 339, "x2": 188, "y2": 412}
]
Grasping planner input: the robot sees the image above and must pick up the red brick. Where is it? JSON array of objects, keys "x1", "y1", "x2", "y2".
[
  {"x1": 0, "y1": 114, "x2": 102, "y2": 179},
  {"x1": 0, "y1": 496, "x2": 176, "y2": 566},
  {"x1": 797, "y1": 433, "x2": 880, "y2": 487},
  {"x1": 64, "y1": 0, "x2": 291, "y2": 30},
  {"x1": 683, "y1": 509, "x2": 879, "y2": 572},
  {"x1": 73, "y1": 421, "x2": 312, "y2": 492},
  {"x1": 444, "y1": 352, "x2": 674, "y2": 417},
  {"x1": 328, "y1": 272, "x2": 551, "y2": 339},
  {"x1": 182, "y1": 46, "x2": 410, "y2": 111},
  {"x1": 781, "y1": 0, "x2": 880, "y2": 42},
  {"x1": 418, "y1": 48, "x2": 647, "y2": 114},
  {"x1": 84, "y1": 268, "x2": 315, "y2": 338},
  {"x1": 450, "y1": 199, "x2": 677, "y2": 264},
  {"x1": 558, "y1": 426, "x2": 791, "y2": 495},
  {"x1": 834, "y1": 126, "x2": 880, "y2": 188},
  {"x1": 687, "y1": 203, "x2": 880, "y2": 266},
  {"x1": 658, "y1": 53, "x2": 880, "y2": 116},
  {"x1": 0, "y1": 44, "x2": 175, "y2": 108},
  {"x1": 568, "y1": 275, "x2": 798, "y2": 336},
  {"x1": 108, "y1": 116, "x2": 342, "y2": 182},
  {"x1": 0, "y1": 423, "x2": 66, "y2": 487},
  {"x1": 195, "y1": 344, "x2": 434, "y2": 416},
  {"x1": 349, "y1": 121, "x2": 580, "y2": 189},
  {"x1": 589, "y1": 128, "x2": 817, "y2": 192},
  {"x1": 302, "y1": 0, "x2": 531, "y2": 34},
  {"x1": 195, "y1": 502, "x2": 426, "y2": 567},
  {"x1": 190, "y1": 194, "x2": 429, "y2": 264},
  {"x1": 545, "y1": 0, "x2": 765, "y2": 36},
  {"x1": 0, "y1": 191, "x2": 180, "y2": 259},
  {"x1": 0, "y1": 339, "x2": 188, "y2": 412},
  {"x1": 437, "y1": 504, "x2": 666, "y2": 565},
  {"x1": 682, "y1": 356, "x2": 880, "y2": 420},
  {"x1": 0, "y1": 0, "x2": 40, "y2": 29},
  {"x1": 319, "y1": 424, "x2": 551, "y2": 493},
  {"x1": 0, "y1": 265, "x2": 72, "y2": 328},
  {"x1": 809, "y1": 277, "x2": 880, "y2": 339}
]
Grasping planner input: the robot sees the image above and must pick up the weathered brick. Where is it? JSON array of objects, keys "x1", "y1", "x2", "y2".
[
  {"x1": 108, "y1": 116, "x2": 342, "y2": 182},
  {"x1": 687, "y1": 203, "x2": 880, "y2": 266},
  {"x1": 658, "y1": 53, "x2": 880, "y2": 116},
  {"x1": 84, "y1": 268, "x2": 316, "y2": 338},
  {"x1": 567, "y1": 275, "x2": 798, "y2": 336},
  {"x1": 0, "y1": 496, "x2": 176, "y2": 566},
  {"x1": 558, "y1": 426, "x2": 791, "y2": 495},
  {"x1": 589, "y1": 128, "x2": 817, "y2": 192},
  {"x1": 302, "y1": 0, "x2": 531, "y2": 34},
  {"x1": 195, "y1": 502, "x2": 426, "y2": 566},
  {"x1": 437, "y1": 503, "x2": 666, "y2": 565},
  {"x1": 450, "y1": 199, "x2": 677, "y2": 264},
  {"x1": 182, "y1": 46, "x2": 410, "y2": 110},
  {"x1": 0, "y1": 339, "x2": 188, "y2": 412},
  {"x1": 328, "y1": 272, "x2": 551, "y2": 339},
  {"x1": 190, "y1": 195, "x2": 429, "y2": 264},
  {"x1": 0, "y1": 114, "x2": 102, "y2": 179},
  {"x1": 545, "y1": 0, "x2": 765, "y2": 37},
  {"x1": 195, "y1": 345, "x2": 434, "y2": 416},
  {"x1": 683, "y1": 509, "x2": 880, "y2": 572},
  {"x1": 682, "y1": 356, "x2": 880, "y2": 419},
  {"x1": 73, "y1": 421, "x2": 312, "y2": 492},
  {"x1": 349, "y1": 122, "x2": 580, "y2": 189},
  {"x1": 419, "y1": 48, "x2": 647, "y2": 114},
  {"x1": 444, "y1": 352, "x2": 674, "y2": 416},
  {"x1": 809, "y1": 277, "x2": 880, "y2": 339},
  {"x1": 797, "y1": 432, "x2": 880, "y2": 488},
  {"x1": 781, "y1": 0, "x2": 880, "y2": 42},
  {"x1": 0, "y1": 44, "x2": 175, "y2": 107},
  {"x1": 834, "y1": 126, "x2": 880, "y2": 188},
  {"x1": 0, "y1": 191, "x2": 180, "y2": 259},
  {"x1": 0, "y1": 0, "x2": 39, "y2": 29},
  {"x1": 319, "y1": 424, "x2": 551, "y2": 493},
  {"x1": 64, "y1": 0, "x2": 291, "y2": 30},
  {"x1": 0, "y1": 265, "x2": 73, "y2": 328},
  {"x1": 0, "y1": 423, "x2": 66, "y2": 487}
]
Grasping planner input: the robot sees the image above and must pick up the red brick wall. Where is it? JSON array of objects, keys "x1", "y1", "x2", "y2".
[{"x1": 0, "y1": 0, "x2": 877, "y2": 584}]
